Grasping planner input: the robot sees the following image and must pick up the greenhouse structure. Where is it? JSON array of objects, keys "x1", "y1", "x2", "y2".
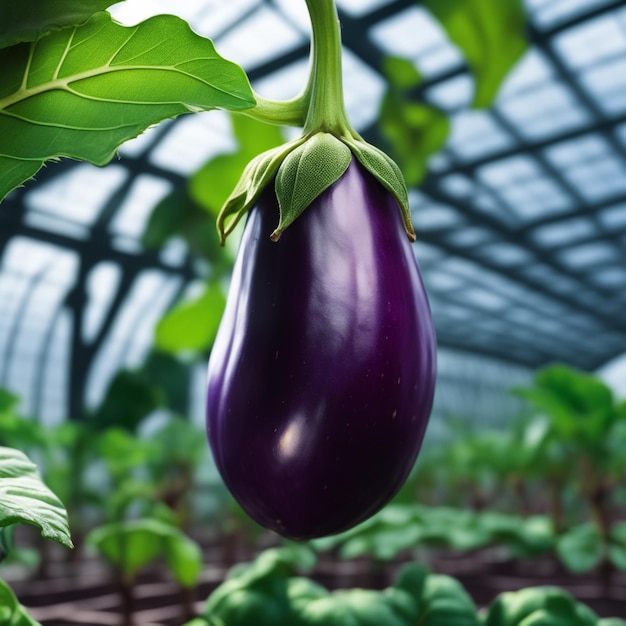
[{"x1": 1, "y1": 0, "x2": 625, "y2": 624}]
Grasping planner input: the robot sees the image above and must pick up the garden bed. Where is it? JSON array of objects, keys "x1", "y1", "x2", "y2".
[{"x1": 10, "y1": 547, "x2": 626, "y2": 625}]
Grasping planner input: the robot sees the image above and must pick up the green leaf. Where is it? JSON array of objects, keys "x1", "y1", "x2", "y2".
[
  {"x1": 141, "y1": 351, "x2": 192, "y2": 415},
  {"x1": 163, "y1": 528, "x2": 203, "y2": 588},
  {"x1": 382, "y1": 56, "x2": 422, "y2": 90},
  {"x1": 91, "y1": 369, "x2": 164, "y2": 432},
  {"x1": 609, "y1": 522, "x2": 626, "y2": 570},
  {"x1": 424, "y1": 0, "x2": 528, "y2": 108},
  {"x1": 204, "y1": 550, "x2": 295, "y2": 626},
  {"x1": 296, "y1": 588, "x2": 412, "y2": 626},
  {"x1": 142, "y1": 187, "x2": 231, "y2": 268},
  {"x1": 0, "y1": 0, "x2": 118, "y2": 48},
  {"x1": 556, "y1": 524, "x2": 604, "y2": 574},
  {"x1": 342, "y1": 137, "x2": 415, "y2": 241},
  {"x1": 0, "y1": 0, "x2": 119, "y2": 48},
  {"x1": 0, "y1": 446, "x2": 73, "y2": 549},
  {"x1": 190, "y1": 113, "x2": 286, "y2": 216},
  {"x1": 87, "y1": 518, "x2": 202, "y2": 585},
  {"x1": 394, "y1": 564, "x2": 479, "y2": 625},
  {"x1": 155, "y1": 282, "x2": 226, "y2": 354},
  {"x1": 483, "y1": 587, "x2": 597, "y2": 626},
  {"x1": 379, "y1": 94, "x2": 450, "y2": 186},
  {"x1": 0, "y1": 388, "x2": 20, "y2": 414},
  {"x1": 0, "y1": 579, "x2": 42, "y2": 625},
  {"x1": 273, "y1": 132, "x2": 352, "y2": 240},
  {"x1": 0, "y1": 11, "x2": 255, "y2": 202}
]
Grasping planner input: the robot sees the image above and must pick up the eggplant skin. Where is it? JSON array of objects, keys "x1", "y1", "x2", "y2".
[{"x1": 206, "y1": 161, "x2": 436, "y2": 540}]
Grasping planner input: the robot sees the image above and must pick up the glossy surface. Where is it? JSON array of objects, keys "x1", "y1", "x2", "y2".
[{"x1": 206, "y1": 161, "x2": 436, "y2": 540}]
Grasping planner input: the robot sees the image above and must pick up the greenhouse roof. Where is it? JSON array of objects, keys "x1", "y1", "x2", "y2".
[{"x1": 1, "y1": 0, "x2": 625, "y2": 422}]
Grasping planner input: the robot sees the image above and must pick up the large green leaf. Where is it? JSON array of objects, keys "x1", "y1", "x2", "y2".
[
  {"x1": 424, "y1": 0, "x2": 527, "y2": 108},
  {"x1": 0, "y1": 0, "x2": 118, "y2": 49},
  {"x1": 0, "y1": 446, "x2": 72, "y2": 549},
  {"x1": 155, "y1": 282, "x2": 226, "y2": 354},
  {"x1": 0, "y1": 11, "x2": 255, "y2": 202}
]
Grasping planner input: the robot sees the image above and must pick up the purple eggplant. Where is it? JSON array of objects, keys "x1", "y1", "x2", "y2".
[{"x1": 206, "y1": 161, "x2": 436, "y2": 540}]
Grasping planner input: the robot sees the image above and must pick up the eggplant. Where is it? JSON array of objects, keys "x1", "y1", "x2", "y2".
[{"x1": 206, "y1": 161, "x2": 436, "y2": 540}]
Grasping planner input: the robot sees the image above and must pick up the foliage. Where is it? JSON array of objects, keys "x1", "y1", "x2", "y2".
[
  {"x1": 0, "y1": 11, "x2": 254, "y2": 200},
  {"x1": 155, "y1": 282, "x2": 226, "y2": 355},
  {"x1": 0, "y1": 446, "x2": 72, "y2": 549},
  {"x1": 483, "y1": 586, "x2": 600, "y2": 626},
  {"x1": 188, "y1": 548, "x2": 626, "y2": 626},
  {"x1": 195, "y1": 548, "x2": 478, "y2": 626},
  {"x1": 0, "y1": 0, "x2": 120, "y2": 48},
  {"x1": 423, "y1": 0, "x2": 527, "y2": 107},
  {"x1": 0, "y1": 579, "x2": 41, "y2": 626},
  {"x1": 0, "y1": 446, "x2": 74, "y2": 626},
  {"x1": 312, "y1": 504, "x2": 554, "y2": 561},
  {"x1": 87, "y1": 518, "x2": 202, "y2": 588}
]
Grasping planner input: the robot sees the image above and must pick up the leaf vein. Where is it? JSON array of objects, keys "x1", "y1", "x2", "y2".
[{"x1": 53, "y1": 27, "x2": 77, "y2": 80}]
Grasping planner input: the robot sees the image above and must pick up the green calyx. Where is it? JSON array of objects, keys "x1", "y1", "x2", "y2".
[{"x1": 216, "y1": 0, "x2": 415, "y2": 244}]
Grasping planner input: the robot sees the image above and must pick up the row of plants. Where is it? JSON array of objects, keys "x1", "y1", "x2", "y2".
[
  {"x1": 384, "y1": 365, "x2": 626, "y2": 581},
  {"x1": 2, "y1": 363, "x2": 625, "y2": 622},
  {"x1": 186, "y1": 547, "x2": 626, "y2": 626}
]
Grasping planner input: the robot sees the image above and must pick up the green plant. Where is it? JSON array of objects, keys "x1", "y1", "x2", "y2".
[
  {"x1": 87, "y1": 517, "x2": 203, "y2": 626},
  {"x1": 0, "y1": 446, "x2": 73, "y2": 626},
  {"x1": 515, "y1": 365, "x2": 626, "y2": 586},
  {"x1": 186, "y1": 548, "x2": 626, "y2": 626}
]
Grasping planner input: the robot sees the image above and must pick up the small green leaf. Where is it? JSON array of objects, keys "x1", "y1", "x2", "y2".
[
  {"x1": 394, "y1": 564, "x2": 479, "y2": 625},
  {"x1": 424, "y1": 0, "x2": 528, "y2": 108},
  {"x1": 87, "y1": 518, "x2": 202, "y2": 585},
  {"x1": 382, "y1": 56, "x2": 422, "y2": 90},
  {"x1": 216, "y1": 138, "x2": 306, "y2": 243},
  {"x1": 164, "y1": 531, "x2": 203, "y2": 588},
  {"x1": 190, "y1": 114, "x2": 285, "y2": 216},
  {"x1": 273, "y1": 132, "x2": 352, "y2": 240},
  {"x1": 556, "y1": 524, "x2": 604, "y2": 574},
  {"x1": 0, "y1": 0, "x2": 119, "y2": 48},
  {"x1": 342, "y1": 137, "x2": 414, "y2": 241},
  {"x1": 0, "y1": 388, "x2": 20, "y2": 414},
  {"x1": 155, "y1": 282, "x2": 226, "y2": 354},
  {"x1": 483, "y1": 587, "x2": 597, "y2": 626},
  {"x1": 0, "y1": 11, "x2": 255, "y2": 202},
  {"x1": 379, "y1": 93, "x2": 450, "y2": 186},
  {"x1": 0, "y1": 447, "x2": 73, "y2": 549},
  {"x1": 91, "y1": 370, "x2": 164, "y2": 432},
  {"x1": 0, "y1": 579, "x2": 42, "y2": 625}
]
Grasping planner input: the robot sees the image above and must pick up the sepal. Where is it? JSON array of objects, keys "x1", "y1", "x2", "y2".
[
  {"x1": 272, "y1": 132, "x2": 352, "y2": 241},
  {"x1": 216, "y1": 138, "x2": 306, "y2": 244},
  {"x1": 342, "y1": 137, "x2": 415, "y2": 241}
]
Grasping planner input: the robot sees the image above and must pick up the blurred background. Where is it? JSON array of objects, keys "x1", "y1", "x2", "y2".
[{"x1": 2, "y1": 0, "x2": 626, "y2": 624}]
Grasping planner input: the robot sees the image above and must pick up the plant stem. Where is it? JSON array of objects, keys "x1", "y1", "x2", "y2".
[
  {"x1": 244, "y1": 92, "x2": 308, "y2": 127},
  {"x1": 302, "y1": 0, "x2": 357, "y2": 138}
]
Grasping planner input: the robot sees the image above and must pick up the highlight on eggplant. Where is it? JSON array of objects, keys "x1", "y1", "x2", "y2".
[{"x1": 206, "y1": 160, "x2": 436, "y2": 540}]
